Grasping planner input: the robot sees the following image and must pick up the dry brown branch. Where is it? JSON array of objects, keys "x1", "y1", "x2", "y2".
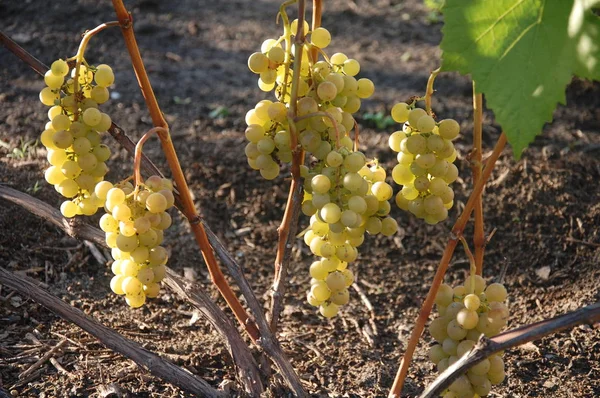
[
  {"x1": 0, "y1": 186, "x2": 262, "y2": 396},
  {"x1": 0, "y1": 267, "x2": 223, "y2": 397},
  {"x1": 420, "y1": 302, "x2": 600, "y2": 398}
]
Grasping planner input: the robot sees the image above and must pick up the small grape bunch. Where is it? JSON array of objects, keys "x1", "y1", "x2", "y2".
[
  {"x1": 244, "y1": 99, "x2": 292, "y2": 180},
  {"x1": 39, "y1": 59, "x2": 115, "y2": 218},
  {"x1": 302, "y1": 155, "x2": 398, "y2": 317},
  {"x1": 389, "y1": 103, "x2": 460, "y2": 225},
  {"x1": 96, "y1": 176, "x2": 174, "y2": 308},
  {"x1": 428, "y1": 275, "x2": 509, "y2": 397}
]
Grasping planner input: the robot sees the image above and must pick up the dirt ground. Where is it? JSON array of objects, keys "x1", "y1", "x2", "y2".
[{"x1": 1, "y1": 0, "x2": 599, "y2": 397}]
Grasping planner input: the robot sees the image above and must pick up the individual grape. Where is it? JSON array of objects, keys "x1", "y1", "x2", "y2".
[
  {"x1": 311, "y1": 27, "x2": 331, "y2": 48},
  {"x1": 319, "y1": 302, "x2": 339, "y2": 318},
  {"x1": 391, "y1": 102, "x2": 410, "y2": 123},
  {"x1": 438, "y1": 119, "x2": 460, "y2": 140},
  {"x1": 417, "y1": 115, "x2": 436, "y2": 133},
  {"x1": 60, "y1": 201, "x2": 79, "y2": 218},
  {"x1": 463, "y1": 294, "x2": 481, "y2": 311},
  {"x1": 485, "y1": 283, "x2": 508, "y2": 302},
  {"x1": 407, "y1": 108, "x2": 427, "y2": 127},
  {"x1": 429, "y1": 344, "x2": 447, "y2": 364},
  {"x1": 435, "y1": 284, "x2": 454, "y2": 307},
  {"x1": 125, "y1": 293, "x2": 146, "y2": 308}
]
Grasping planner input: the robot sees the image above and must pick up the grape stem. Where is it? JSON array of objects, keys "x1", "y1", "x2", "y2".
[
  {"x1": 269, "y1": 0, "x2": 308, "y2": 333},
  {"x1": 420, "y1": 302, "x2": 600, "y2": 397},
  {"x1": 424, "y1": 67, "x2": 441, "y2": 116},
  {"x1": 72, "y1": 21, "x2": 120, "y2": 120},
  {"x1": 472, "y1": 84, "x2": 485, "y2": 276},
  {"x1": 110, "y1": 0, "x2": 261, "y2": 342},
  {"x1": 388, "y1": 133, "x2": 507, "y2": 398},
  {"x1": 132, "y1": 126, "x2": 167, "y2": 190},
  {"x1": 459, "y1": 236, "x2": 477, "y2": 295}
]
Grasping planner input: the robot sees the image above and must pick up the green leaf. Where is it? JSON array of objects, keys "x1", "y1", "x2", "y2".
[{"x1": 440, "y1": 0, "x2": 600, "y2": 156}]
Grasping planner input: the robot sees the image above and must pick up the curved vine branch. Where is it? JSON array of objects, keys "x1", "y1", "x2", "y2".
[{"x1": 420, "y1": 302, "x2": 600, "y2": 398}]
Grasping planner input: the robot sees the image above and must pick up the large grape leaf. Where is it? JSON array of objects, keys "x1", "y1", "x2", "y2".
[{"x1": 440, "y1": 0, "x2": 600, "y2": 156}]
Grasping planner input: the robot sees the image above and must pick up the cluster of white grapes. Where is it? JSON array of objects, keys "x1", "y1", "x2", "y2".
[
  {"x1": 39, "y1": 59, "x2": 114, "y2": 218},
  {"x1": 97, "y1": 176, "x2": 174, "y2": 308},
  {"x1": 428, "y1": 275, "x2": 509, "y2": 397},
  {"x1": 244, "y1": 21, "x2": 375, "y2": 180},
  {"x1": 245, "y1": 20, "x2": 396, "y2": 317},
  {"x1": 389, "y1": 103, "x2": 460, "y2": 225}
]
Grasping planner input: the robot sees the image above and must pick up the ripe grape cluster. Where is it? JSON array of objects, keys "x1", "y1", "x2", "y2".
[
  {"x1": 388, "y1": 103, "x2": 460, "y2": 225},
  {"x1": 39, "y1": 59, "x2": 114, "y2": 218},
  {"x1": 98, "y1": 176, "x2": 174, "y2": 308},
  {"x1": 428, "y1": 276, "x2": 509, "y2": 397},
  {"x1": 244, "y1": 21, "x2": 375, "y2": 180},
  {"x1": 246, "y1": 19, "x2": 396, "y2": 317}
]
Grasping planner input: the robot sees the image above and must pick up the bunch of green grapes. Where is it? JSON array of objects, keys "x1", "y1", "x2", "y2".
[
  {"x1": 302, "y1": 158, "x2": 398, "y2": 317},
  {"x1": 246, "y1": 19, "x2": 394, "y2": 317},
  {"x1": 388, "y1": 103, "x2": 460, "y2": 225},
  {"x1": 97, "y1": 175, "x2": 174, "y2": 308},
  {"x1": 244, "y1": 21, "x2": 375, "y2": 180},
  {"x1": 428, "y1": 275, "x2": 509, "y2": 397},
  {"x1": 39, "y1": 59, "x2": 115, "y2": 218}
]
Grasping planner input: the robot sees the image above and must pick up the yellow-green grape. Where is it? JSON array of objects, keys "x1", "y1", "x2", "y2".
[
  {"x1": 485, "y1": 283, "x2": 508, "y2": 302},
  {"x1": 319, "y1": 302, "x2": 339, "y2": 318},
  {"x1": 438, "y1": 119, "x2": 460, "y2": 140},
  {"x1": 391, "y1": 102, "x2": 410, "y2": 123},
  {"x1": 60, "y1": 201, "x2": 79, "y2": 218},
  {"x1": 125, "y1": 293, "x2": 146, "y2": 308},
  {"x1": 311, "y1": 27, "x2": 331, "y2": 48},
  {"x1": 110, "y1": 275, "x2": 126, "y2": 295},
  {"x1": 94, "y1": 64, "x2": 115, "y2": 87}
]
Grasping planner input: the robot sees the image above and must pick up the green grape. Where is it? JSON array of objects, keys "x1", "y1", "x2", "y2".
[
  {"x1": 416, "y1": 115, "x2": 436, "y2": 133},
  {"x1": 94, "y1": 64, "x2": 115, "y2": 87},
  {"x1": 463, "y1": 294, "x2": 481, "y2": 311},
  {"x1": 311, "y1": 27, "x2": 331, "y2": 48},
  {"x1": 144, "y1": 282, "x2": 161, "y2": 298},
  {"x1": 406, "y1": 134, "x2": 427, "y2": 154},
  {"x1": 380, "y1": 217, "x2": 398, "y2": 236},
  {"x1": 125, "y1": 293, "x2": 146, "y2": 308},
  {"x1": 438, "y1": 119, "x2": 460, "y2": 140},
  {"x1": 50, "y1": 59, "x2": 69, "y2": 77},
  {"x1": 343, "y1": 59, "x2": 360, "y2": 76},
  {"x1": 52, "y1": 130, "x2": 74, "y2": 149},
  {"x1": 435, "y1": 284, "x2": 454, "y2": 307},
  {"x1": 83, "y1": 108, "x2": 102, "y2": 126},
  {"x1": 112, "y1": 204, "x2": 132, "y2": 222},
  {"x1": 116, "y1": 234, "x2": 138, "y2": 252},
  {"x1": 319, "y1": 302, "x2": 339, "y2": 318},
  {"x1": 407, "y1": 108, "x2": 427, "y2": 127},
  {"x1": 320, "y1": 203, "x2": 341, "y2": 224},
  {"x1": 326, "y1": 271, "x2": 346, "y2": 292},
  {"x1": 442, "y1": 337, "x2": 459, "y2": 356},
  {"x1": 60, "y1": 200, "x2": 78, "y2": 218},
  {"x1": 429, "y1": 344, "x2": 447, "y2": 364},
  {"x1": 485, "y1": 283, "x2": 508, "y2": 302},
  {"x1": 391, "y1": 102, "x2": 410, "y2": 123},
  {"x1": 356, "y1": 78, "x2": 374, "y2": 98},
  {"x1": 39, "y1": 87, "x2": 59, "y2": 106},
  {"x1": 457, "y1": 309, "x2": 479, "y2": 330}
]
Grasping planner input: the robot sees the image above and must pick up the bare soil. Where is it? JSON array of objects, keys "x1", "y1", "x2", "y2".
[{"x1": 1, "y1": 1, "x2": 599, "y2": 397}]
